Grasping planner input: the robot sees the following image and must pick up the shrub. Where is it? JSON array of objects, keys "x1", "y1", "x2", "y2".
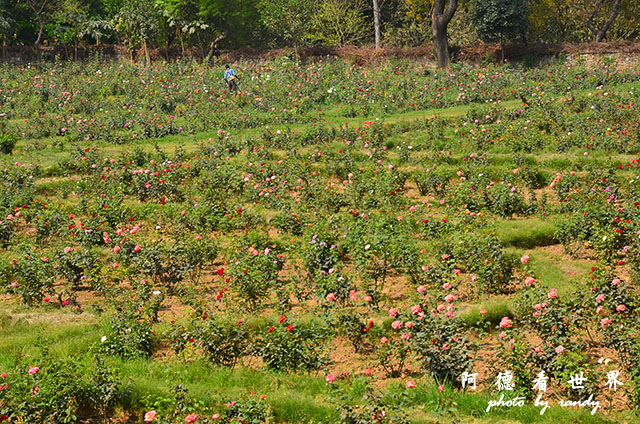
[
  {"x1": 98, "y1": 308, "x2": 154, "y2": 359},
  {"x1": 0, "y1": 134, "x2": 18, "y2": 154},
  {"x1": 375, "y1": 333, "x2": 411, "y2": 378},
  {"x1": 253, "y1": 319, "x2": 330, "y2": 372},
  {"x1": 4, "y1": 247, "x2": 55, "y2": 306},
  {"x1": 412, "y1": 316, "x2": 476, "y2": 385},
  {"x1": 0, "y1": 358, "x2": 124, "y2": 423},
  {"x1": 191, "y1": 317, "x2": 249, "y2": 367}
]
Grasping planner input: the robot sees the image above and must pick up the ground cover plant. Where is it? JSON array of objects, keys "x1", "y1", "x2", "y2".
[{"x1": 1, "y1": 55, "x2": 640, "y2": 423}]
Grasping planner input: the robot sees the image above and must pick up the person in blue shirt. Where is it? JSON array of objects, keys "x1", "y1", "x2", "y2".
[{"x1": 223, "y1": 65, "x2": 239, "y2": 94}]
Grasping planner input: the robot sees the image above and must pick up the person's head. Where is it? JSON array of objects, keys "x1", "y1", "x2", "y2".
[{"x1": 225, "y1": 65, "x2": 230, "y2": 69}]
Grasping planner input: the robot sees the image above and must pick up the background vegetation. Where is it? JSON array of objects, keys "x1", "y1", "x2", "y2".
[{"x1": 0, "y1": 0, "x2": 638, "y2": 58}]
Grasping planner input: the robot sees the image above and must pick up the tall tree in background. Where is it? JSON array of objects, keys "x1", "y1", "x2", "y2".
[
  {"x1": 258, "y1": 0, "x2": 313, "y2": 56},
  {"x1": 54, "y1": 0, "x2": 88, "y2": 59},
  {"x1": 312, "y1": 0, "x2": 368, "y2": 47},
  {"x1": 20, "y1": 0, "x2": 59, "y2": 47},
  {"x1": 431, "y1": 0, "x2": 457, "y2": 68},
  {"x1": 199, "y1": 0, "x2": 259, "y2": 54},
  {"x1": 573, "y1": 0, "x2": 621, "y2": 42},
  {"x1": 0, "y1": 3, "x2": 13, "y2": 59},
  {"x1": 471, "y1": 0, "x2": 529, "y2": 61},
  {"x1": 373, "y1": 0, "x2": 381, "y2": 48},
  {"x1": 113, "y1": 0, "x2": 160, "y2": 64},
  {"x1": 157, "y1": 0, "x2": 210, "y2": 56}
]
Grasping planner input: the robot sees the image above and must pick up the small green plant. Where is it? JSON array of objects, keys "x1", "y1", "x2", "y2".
[
  {"x1": 98, "y1": 306, "x2": 154, "y2": 359},
  {"x1": 0, "y1": 134, "x2": 18, "y2": 154}
]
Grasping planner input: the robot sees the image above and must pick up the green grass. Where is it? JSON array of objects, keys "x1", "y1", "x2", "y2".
[
  {"x1": 461, "y1": 298, "x2": 514, "y2": 328},
  {"x1": 496, "y1": 218, "x2": 557, "y2": 248}
]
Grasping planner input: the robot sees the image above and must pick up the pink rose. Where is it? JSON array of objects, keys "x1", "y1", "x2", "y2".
[
  {"x1": 144, "y1": 410, "x2": 157, "y2": 422},
  {"x1": 417, "y1": 285, "x2": 425, "y2": 294},
  {"x1": 555, "y1": 345, "x2": 565, "y2": 354},
  {"x1": 601, "y1": 318, "x2": 612, "y2": 327},
  {"x1": 185, "y1": 413, "x2": 198, "y2": 423},
  {"x1": 325, "y1": 374, "x2": 336, "y2": 384},
  {"x1": 406, "y1": 380, "x2": 416, "y2": 388},
  {"x1": 547, "y1": 288, "x2": 557, "y2": 299},
  {"x1": 28, "y1": 366, "x2": 39, "y2": 375},
  {"x1": 521, "y1": 255, "x2": 529, "y2": 264},
  {"x1": 388, "y1": 308, "x2": 399, "y2": 317},
  {"x1": 392, "y1": 320, "x2": 402, "y2": 330},
  {"x1": 499, "y1": 317, "x2": 512, "y2": 328}
]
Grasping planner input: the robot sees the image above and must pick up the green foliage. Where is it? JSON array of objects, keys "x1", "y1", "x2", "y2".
[
  {"x1": 0, "y1": 134, "x2": 18, "y2": 155},
  {"x1": 471, "y1": 0, "x2": 529, "y2": 44},
  {"x1": 257, "y1": 0, "x2": 314, "y2": 51},
  {"x1": 253, "y1": 318, "x2": 330, "y2": 372},
  {"x1": 310, "y1": 0, "x2": 368, "y2": 47},
  {"x1": 0, "y1": 357, "x2": 124, "y2": 423},
  {"x1": 98, "y1": 306, "x2": 154, "y2": 358},
  {"x1": 191, "y1": 317, "x2": 249, "y2": 367},
  {"x1": 112, "y1": 0, "x2": 160, "y2": 55},
  {"x1": 412, "y1": 316, "x2": 477, "y2": 385}
]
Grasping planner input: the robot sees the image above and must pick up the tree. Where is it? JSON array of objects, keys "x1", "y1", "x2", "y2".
[
  {"x1": 53, "y1": 0, "x2": 89, "y2": 59},
  {"x1": 20, "y1": 0, "x2": 60, "y2": 47},
  {"x1": 258, "y1": 0, "x2": 314, "y2": 56},
  {"x1": 113, "y1": 0, "x2": 160, "y2": 64},
  {"x1": 573, "y1": 0, "x2": 621, "y2": 42},
  {"x1": 431, "y1": 0, "x2": 457, "y2": 68},
  {"x1": 312, "y1": 0, "x2": 368, "y2": 47},
  {"x1": 373, "y1": 0, "x2": 381, "y2": 48},
  {"x1": 198, "y1": 0, "x2": 259, "y2": 52},
  {"x1": 0, "y1": 3, "x2": 14, "y2": 58},
  {"x1": 80, "y1": 20, "x2": 114, "y2": 46},
  {"x1": 471, "y1": 0, "x2": 529, "y2": 61},
  {"x1": 157, "y1": 0, "x2": 210, "y2": 56}
]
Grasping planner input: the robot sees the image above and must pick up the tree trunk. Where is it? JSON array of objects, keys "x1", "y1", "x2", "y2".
[
  {"x1": 74, "y1": 28, "x2": 78, "y2": 61},
  {"x1": 143, "y1": 40, "x2": 150, "y2": 66},
  {"x1": 431, "y1": 0, "x2": 458, "y2": 68},
  {"x1": 595, "y1": 0, "x2": 621, "y2": 42},
  {"x1": 206, "y1": 31, "x2": 228, "y2": 63},
  {"x1": 432, "y1": 27, "x2": 449, "y2": 68},
  {"x1": 373, "y1": 0, "x2": 381, "y2": 49},
  {"x1": 35, "y1": 21, "x2": 44, "y2": 47}
]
